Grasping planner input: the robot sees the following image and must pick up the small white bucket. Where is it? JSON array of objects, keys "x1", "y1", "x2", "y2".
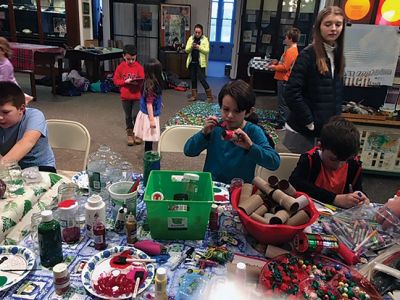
[{"x1": 108, "y1": 181, "x2": 137, "y2": 218}]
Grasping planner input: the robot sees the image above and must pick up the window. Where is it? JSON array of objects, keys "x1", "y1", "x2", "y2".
[{"x1": 210, "y1": 0, "x2": 235, "y2": 43}]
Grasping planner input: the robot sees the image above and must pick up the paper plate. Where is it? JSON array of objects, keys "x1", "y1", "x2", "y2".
[
  {"x1": 213, "y1": 181, "x2": 230, "y2": 204},
  {"x1": 81, "y1": 246, "x2": 155, "y2": 299},
  {"x1": 0, "y1": 245, "x2": 36, "y2": 291},
  {"x1": 72, "y1": 171, "x2": 89, "y2": 190}
]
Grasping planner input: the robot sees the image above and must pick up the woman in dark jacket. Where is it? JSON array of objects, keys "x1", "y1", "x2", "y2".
[{"x1": 283, "y1": 6, "x2": 346, "y2": 153}]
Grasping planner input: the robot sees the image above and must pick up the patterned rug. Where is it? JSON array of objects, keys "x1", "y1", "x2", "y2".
[{"x1": 165, "y1": 102, "x2": 279, "y2": 144}]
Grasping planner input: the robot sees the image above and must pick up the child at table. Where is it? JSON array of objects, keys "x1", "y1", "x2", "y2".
[
  {"x1": 184, "y1": 79, "x2": 280, "y2": 184},
  {"x1": 0, "y1": 37, "x2": 35, "y2": 104},
  {"x1": 133, "y1": 58, "x2": 163, "y2": 152},
  {"x1": 0, "y1": 81, "x2": 56, "y2": 172},
  {"x1": 289, "y1": 116, "x2": 369, "y2": 208},
  {"x1": 113, "y1": 44, "x2": 144, "y2": 146}
]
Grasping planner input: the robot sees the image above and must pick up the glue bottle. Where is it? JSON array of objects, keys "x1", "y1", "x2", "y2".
[
  {"x1": 154, "y1": 267, "x2": 167, "y2": 300},
  {"x1": 114, "y1": 205, "x2": 127, "y2": 233},
  {"x1": 125, "y1": 214, "x2": 137, "y2": 244}
]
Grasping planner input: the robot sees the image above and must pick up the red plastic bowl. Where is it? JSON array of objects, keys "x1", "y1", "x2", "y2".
[{"x1": 231, "y1": 187, "x2": 319, "y2": 245}]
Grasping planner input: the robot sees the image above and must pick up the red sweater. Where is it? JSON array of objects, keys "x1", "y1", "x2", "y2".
[{"x1": 113, "y1": 61, "x2": 144, "y2": 100}]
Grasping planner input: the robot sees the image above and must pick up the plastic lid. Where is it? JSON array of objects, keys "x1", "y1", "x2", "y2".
[
  {"x1": 58, "y1": 199, "x2": 77, "y2": 209},
  {"x1": 87, "y1": 194, "x2": 103, "y2": 207},
  {"x1": 41, "y1": 210, "x2": 53, "y2": 222},
  {"x1": 236, "y1": 262, "x2": 246, "y2": 271},
  {"x1": 156, "y1": 267, "x2": 167, "y2": 280},
  {"x1": 53, "y1": 263, "x2": 68, "y2": 278},
  {"x1": 184, "y1": 173, "x2": 200, "y2": 181},
  {"x1": 211, "y1": 204, "x2": 218, "y2": 210}
]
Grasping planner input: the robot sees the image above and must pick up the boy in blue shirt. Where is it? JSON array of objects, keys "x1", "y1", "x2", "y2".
[
  {"x1": 0, "y1": 81, "x2": 55, "y2": 171},
  {"x1": 184, "y1": 80, "x2": 280, "y2": 183}
]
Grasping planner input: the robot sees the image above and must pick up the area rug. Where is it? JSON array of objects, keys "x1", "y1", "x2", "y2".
[{"x1": 165, "y1": 102, "x2": 279, "y2": 144}]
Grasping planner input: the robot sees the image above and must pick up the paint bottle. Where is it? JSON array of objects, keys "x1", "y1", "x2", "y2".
[
  {"x1": 209, "y1": 204, "x2": 219, "y2": 231},
  {"x1": 85, "y1": 194, "x2": 106, "y2": 238},
  {"x1": 58, "y1": 199, "x2": 80, "y2": 244},
  {"x1": 38, "y1": 210, "x2": 63, "y2": 268},
  {"x1": 114, "y1": 205, "x2": 127, "y2": 233},
  {"x1": 53, "y1": 263, "x2": 70, "y2": 295},
  {"x1": 126, "y1": 214, "x2": 137, "y2": 244},
  {"x1": 236, "y1": 262, "x2": 247, "y2": 282},
  {"x1": 93, "y1": 218, "x2": 107, "y2": 250},
  {"x1": 154, "y1": 267, "x2": 167, "y2": 300}
]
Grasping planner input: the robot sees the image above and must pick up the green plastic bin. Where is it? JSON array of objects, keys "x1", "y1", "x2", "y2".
[{"x1": 144, "y1": 170, "x2": 214, "y2": 240}]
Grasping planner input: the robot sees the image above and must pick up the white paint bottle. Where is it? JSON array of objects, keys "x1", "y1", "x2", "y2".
[{"x1": 85, "y1": 194, "x2": 106, "y2": 238}]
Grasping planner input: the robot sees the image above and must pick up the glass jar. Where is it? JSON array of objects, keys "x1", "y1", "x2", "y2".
[{"x1": 57, "y1": 200, "x2": 80, "y2": 244}]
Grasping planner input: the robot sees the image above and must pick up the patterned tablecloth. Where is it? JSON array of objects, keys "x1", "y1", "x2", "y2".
[
  {"x1": 9, "y1": 42, "x2": 65, "y2": 72},
  {"x1": 0, "y1": 173, "x2": 268, "y2": 300},
  {"x1": 0, "y1": 172, "x2": 70, "y2": 245}
]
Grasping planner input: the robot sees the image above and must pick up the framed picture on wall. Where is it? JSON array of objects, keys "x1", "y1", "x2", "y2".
[
  {"x1": 160, "y1": 4, "x2": 190, "y2": 48},
  {"x1": 82, "y1": 2, "x2": 90, "y2": 15},
  {"x1": 83, "y1": 16, "x2": 90, "y2": 29}
]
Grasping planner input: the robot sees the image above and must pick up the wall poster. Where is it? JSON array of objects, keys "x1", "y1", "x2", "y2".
[{"x1": 160, "y1": 4, "x2": 191, "y2": 49}]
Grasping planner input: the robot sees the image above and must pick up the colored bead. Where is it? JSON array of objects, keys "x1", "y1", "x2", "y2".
[
  {"x1": 345, "y1": 272, "x2": 352, "y2": 279},
  {"x1": 317, "y1": 263, "x2": 323, "y2": 269},
  {"x1": 343, "y1": 287, "x2": 348, "y2": 293},
  {"x1": 298, "y1": 259, "x2": 304, "y2": 265},
  {"x1": 339, "y1": 281, "x2": 344, "y2": 286},
  {"x1": 342, "y1": 293, "x2": 348, "y2": 298},
  {"x1": 335, "y1": 264, "x2": 342, "y2": 271}
]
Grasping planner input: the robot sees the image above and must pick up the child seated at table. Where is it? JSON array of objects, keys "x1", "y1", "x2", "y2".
[
  {"x1": 0, "y1": 81, "x2": 55, "y2": 172},
  {"x1": 184, "y1": 79, "x2": 280, "y2": 184},
  {"x1": 289, "y1": 116, "x2": 369, "y2": 208}
]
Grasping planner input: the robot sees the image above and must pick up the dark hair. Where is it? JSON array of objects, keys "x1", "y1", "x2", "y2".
[
  {"x1": 286, "y1": 27, "x2": 301, "y2": 43},
  {"x1": 313, "y1": 6, "x2": 346, "y2": 77},
  {"x1": 143, "y1": 58, "x2": 163, "y2": 97},
  {"x1": 194, "y1": 24, "x2": 203, "y2": 34},
  {"x1": 0, "y1": 37, "x2": 12, "y2": 58},
  {"x1": 218, "y1": 79, "x2": 255, "y2": 114},
  {"x1": 0, "y1": 81, "x2": 25, "y2": 108},
  {"x1": 123, "y1": 44, "x2": 137, "y2": 56},
  {"x1": 320, "y1": 116, "x2": 360, "y2": 161}
]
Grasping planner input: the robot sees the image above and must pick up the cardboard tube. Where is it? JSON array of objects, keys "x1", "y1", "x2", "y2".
[
  {"x1": 250, "y1": 213, "x2": 270, "y2": 224},
  {"x1": 253, "y1": 176, "x2": 275, "y2": 195},
  {"x1": 239, "y1": 194, "x2": 264, "y2": 215},
  {"x1": 278, "y1": 179, "x2": 296, "y2": 197},
  {"x1": 239, "y1": 183, "x2": 253, "y2": 206},
  {"x1": 272, "y1": 210, "x2": 290, "y2": 224},
  {"x1": 286, "y1": 210, "x2": 310, "y2": 226},
  {"x1": 271, "y1": 189, "x2": 299, "y2": 213},
  {"x1": 268, "y1": 175, "x2": 279, "y2": 188},
  {"x1": 295, "y1": 195, "x2": 310, "y2": 210},
  {"x1": 265, "y1": 245, "x2": 290, "y2": 258},
  {"x1": 253, "y1": 204, "x2": 268, "y2": 216},
  {"x1": 263, "y1": 213, "x2": 275, "y2": 223}
]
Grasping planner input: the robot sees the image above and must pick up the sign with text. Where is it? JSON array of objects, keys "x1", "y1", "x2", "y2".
[{"x1": 344, "y1": 24, "x2": 400, "y2": 87}]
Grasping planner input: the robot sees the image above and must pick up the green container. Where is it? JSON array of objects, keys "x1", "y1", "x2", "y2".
[{"x1": 144, "y1": 170, "x2": 214, "y2": 240}]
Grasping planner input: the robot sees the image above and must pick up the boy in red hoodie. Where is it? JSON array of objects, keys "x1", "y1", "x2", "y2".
[{"x1": 113, "y1": 45, "x2": 144, "y2": 146}]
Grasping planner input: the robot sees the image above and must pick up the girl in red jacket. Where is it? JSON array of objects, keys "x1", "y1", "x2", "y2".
[{"x1": 113, "y1": 45, "x2": 144, "y2": 146}]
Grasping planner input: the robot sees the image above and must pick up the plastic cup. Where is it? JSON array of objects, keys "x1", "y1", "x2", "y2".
[
  {"x1": 108, "y1": 181, "x2": 138, "y2": 219},
  {"x1": 30, "y1": 212, "x2": 42, "y2": 255},
  {"x1": 143, "y1": 151, "x2": 161, "y2": 186},
  {"x1": 230, "y1": 178, "x2": 244, "y2": 194}
]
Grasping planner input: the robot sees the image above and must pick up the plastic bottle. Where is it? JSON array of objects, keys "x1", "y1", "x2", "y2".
[
  {"x1": 209, "y1": 204, "x2": 219, "y2": 231},
  {"x1": 58, "y1": 199, "x2": 80, "y2": 244},
  {"x1": 87, "y1": 145, "x2": 111, "y2": 199},
  {"x1": 85, "y1": 194, "x2": 106, "y2": 238},
  {"x1": 38, "y1": 210, "x2": 63, "y2": 268},
  {"x1": 126, "y1": 214, "x2": 137, "y2": 244},
  {"x1": 114, "y1": 205, "x2": 127, "y2": 233},
  {"x1": 93, "y1": 218, "x2": 107, "y2": 250},
  {"x1": 53, "y1": 263, "x2": 70, "y2": 295},
  {"x1": 154, "y1": 267, "x2": 167, "y2": 300}
]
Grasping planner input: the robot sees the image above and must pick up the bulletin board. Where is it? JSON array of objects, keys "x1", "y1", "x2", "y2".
[{"x1": 160, "y1": 4, "x2": 191, "y2": 49}]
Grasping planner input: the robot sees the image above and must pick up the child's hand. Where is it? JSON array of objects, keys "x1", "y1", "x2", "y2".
[
  {"x1": 356, "y1": 191, "x2": 370, "y2": 206},
  {"x1": 202, "y1": 116, "x2": 218, "y2": 136},
  {"x1": 125, "y1": 78, "x2": 132, "y2": 84},
  {"x1": 376, "y1": 195, "x2": 400, "y2": 230},
  {"x1": 333, "y1": 193, "x2": 362, "y2": 208},
  {"x1": 149, "y1": 119, "x2": 156, "y2": 129},
  {"x1": 233, "y1": 128, "x2": 253, "y2": 150}
]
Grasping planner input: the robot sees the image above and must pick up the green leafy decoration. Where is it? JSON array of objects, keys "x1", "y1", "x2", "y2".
[
  {"x1": 3, "y1": 201, "x2": 18, "y2": 214},
  {"x1": 2, "y1": 217, "x2": 16, "y2": 232},
  {"x1": 23, "y1": 200, "x2": 32, "y2": 217},
  {"x1": 11, "y1": 187, "x2": 25, "y2": 195},
  {"x1": 38, "y1": 201, "x2": 46, "y2": 211},
  {"x1": 21, "y1": 228, "x2": 30, "y2": 238},
  {"x1": 33, "y1": 187, "x2": 47, "y2": 197},
  {"x1": 49, "y1": 173, "x2": 62, "y2": 187},
  {"x1": 4, "y1": 237, "x2": 17, "y2": 245}
]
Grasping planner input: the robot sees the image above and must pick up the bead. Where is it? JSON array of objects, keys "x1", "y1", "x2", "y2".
[
  {"x1": 342, "y1": 293, "x2": 348, "y2": 298},
  {"x1": 335, "y1": 264, "x2": 342, "y2": 271},
  {"x1": 339, "y1": 281, "x2": 344, "y2": 286},
  {"x1": 309, "y1": 274, "x2": 315, "y2": 279},
  {"x1": 345, "y1": 272, "x2": 352, "y2": 279},
  {"x1": 343, "y1": 287, "x2": 348, "y2": 293},
  {"x1": 312, "y1": 265, "x2": 317, "y2": 269},
  {"x1": 298, "y1": 259, "x2": 304, "y2": 265}
]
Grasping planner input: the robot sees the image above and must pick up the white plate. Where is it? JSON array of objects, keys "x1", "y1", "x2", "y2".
[
  {"x1": 81, "y1": 246, "x2": 155, "y2": 299},
  {"x1": 72, "y1": 171, "x2": 89, "y2": 190},
  {"x1": 0, "y1": 245, "x2": 36, "y2": 291}
]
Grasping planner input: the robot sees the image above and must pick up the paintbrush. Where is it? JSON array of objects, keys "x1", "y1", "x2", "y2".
[
  {"x1": 128, "y1": 179, "x2": 140, "y2": 193},
  {"x1": 113, "y1": 256, "x2": 156, "y2": 265}
]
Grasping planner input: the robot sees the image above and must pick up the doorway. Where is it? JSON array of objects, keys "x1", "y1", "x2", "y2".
[{"x1": 208, "y1": 0, "x2": 236, "y2": 78}]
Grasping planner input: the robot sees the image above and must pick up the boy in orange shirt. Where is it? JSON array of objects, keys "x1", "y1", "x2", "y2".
[
  {"x1": 268, "y1": 28, "x2": 300, "y2": 130},
  {"x1": 113, "y1": 45, "x2": 145, "y2": 146}
]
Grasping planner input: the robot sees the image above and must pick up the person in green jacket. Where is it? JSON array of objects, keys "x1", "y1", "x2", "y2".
[{"x1": 185, "y1": 24, "x2": 213, "y2": 102}]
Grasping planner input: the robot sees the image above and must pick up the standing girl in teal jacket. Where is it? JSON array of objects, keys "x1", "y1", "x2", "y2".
[{"x1": 185, "y1": 24, "x2": 213, "y2": 102}]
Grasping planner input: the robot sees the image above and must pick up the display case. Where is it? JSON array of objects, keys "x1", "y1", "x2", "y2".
[
  {"x1": 236, "y1": 0, "x2": 319, "y2": 82},
  {"x1": 0, "y1": 0, "x2": 79, "y2": 47}
]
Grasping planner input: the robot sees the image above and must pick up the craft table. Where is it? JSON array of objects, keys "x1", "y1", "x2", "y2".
[{"x1": 65, "y1": 47, "x2": 123, "y2": 82}]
